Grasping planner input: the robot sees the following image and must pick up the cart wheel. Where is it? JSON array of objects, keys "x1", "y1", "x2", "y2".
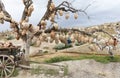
[{"x1": 0, "y1": 55, "x2": 15, "y2": 78}]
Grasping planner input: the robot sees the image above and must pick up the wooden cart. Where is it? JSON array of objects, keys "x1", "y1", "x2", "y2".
[{"x1": 0, "y1": 46, "x2": 25, "y2": 78}]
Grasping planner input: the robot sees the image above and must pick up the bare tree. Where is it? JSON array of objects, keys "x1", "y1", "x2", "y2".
[{"x1": 0, "y1": 0, "x2": 91, "y2": 65}]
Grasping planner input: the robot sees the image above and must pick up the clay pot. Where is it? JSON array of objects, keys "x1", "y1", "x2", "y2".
[
  {"x1": 53, "y1": 23, "x2": 58, "y2": 30},
  {"x1": 65, "y1": 13, "x2": 70, "y2": 19},
  {"x1": 22, "y1": 21, "x2": 29, "y2": 28},
  {"x1": 58, "y1": 10, "x2": 63, "y2": 16},
  {"x1": 27, "y1": 4, "x2": 34, "y2": 16},
  {"x1": 50, "y1": 30, "x2": 56, "y2": 39},
  {"x1": 0, "y1": 11, "x2": 4, "y2": 19},
  {"x1": 80, "y1": 36, "x2": 85, "y2": 42},
  {"x1": 50, "y1": 18, "x2": 54, "y2": 23},
  {"x1": 25, "y1": 16, "x2": 29, "y2": 22},
  {"x1": 49, "y1": 7, "x2": 53, "y2": 11},
  {"x1": 21, "y1": 29, "x2": 27, "y2": 36},
  {"x1": 41, "y1": 20, "x2": 47, "y2": 26},
  {"x1": 16, "y1": 35, "x2": 20, "y2": 40},
  {"x1": 74, "y1": 13, "x2": 78, "y2": 19},
  {"x1": 41, "y1": 33, "x2": 47, "y2": 41},
  {"x1": 108, "y1": 38, "x2": 114, "y2": 45},
  {"x1": 51, "y1": 2, "x2": 55, "y2": 9},
  {"x1": 51, "y1": 13, "x2": 55, "y2": 19},
  {"x1": 49, "y1": 2, "x2": 55, "y2": 11}
]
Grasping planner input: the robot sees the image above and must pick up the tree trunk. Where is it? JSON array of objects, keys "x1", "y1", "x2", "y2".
[
  {"x1": 22, "y1": 32, "x2": 32, "y2": 66},
  {"x1": 24, "y1": 40, "x2": 30, "y2": 61}
]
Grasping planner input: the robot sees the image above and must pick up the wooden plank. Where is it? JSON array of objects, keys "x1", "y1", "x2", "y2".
[{"x1": 18, "y1": 64, "x2": 32, "y2": 69}]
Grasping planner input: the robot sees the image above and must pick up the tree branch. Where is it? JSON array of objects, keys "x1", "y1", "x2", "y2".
[
  {"x1": 21, "y1": 0, "x2": 33, "y2": 21},
  {"x1": 0, "y1": 0, "x2": 20, "y2": 35},
  {"x1": 37, "y1": 0, "x2": 91, "y2": 27}
]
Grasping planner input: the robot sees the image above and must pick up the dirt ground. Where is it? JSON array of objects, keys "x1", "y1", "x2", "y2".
[{"x1": 11, "y1": 59, "x2": 120, "y2": 78}]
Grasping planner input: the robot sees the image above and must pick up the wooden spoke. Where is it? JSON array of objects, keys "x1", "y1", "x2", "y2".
[
  {"x1": 6, "y1": 66, "x2": 14, "y2": 69},
  {"x1": 5, "y1": 57, "x2": 10, "y2": 64},
  {"x1": 6, "y1": 61, "x2": 13, "y2": 66},
  {"x1": 2, "y1": 55, "x2": 5, "y2": 64},
  {"x1": 0, "y1": 70, "x2": 3, "y2": 78},
  {"x1": 0, "y1": 60, "x2": 2, "y2": 64},
  {"x1": 4, "y1": 69, "x2": 7, "y2": 77},
  {"x1": 5, "y1": 68, "x2": 11, "y2": 74}
]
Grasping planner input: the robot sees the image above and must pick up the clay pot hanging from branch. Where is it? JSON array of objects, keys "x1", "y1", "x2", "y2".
[
  {"x1": 41, "y1": 20, "x2": 47, "y2": 29},
  {"x1": 58, "y1": 10, "x2": 64, "y2": 16},
  {"x1": 21, "y1": 29, "x2": 27, "y2": 36},
  {"x1": 49, "y1": 13, "x2": 55, "y2": 23},
  {"x1": 50, "y1": 30, "x2": 56, "y2": 40},
  {"x1": 21, "y1": 21, "x2": 29, "y2": 30},
  {"x1": 27, "y1": 4, "x2": 34, "y2": 16},
  {"x1": 74, "y1": 13, "x2": 78, "y2": 19},
  {"x1": 50, "y1": 18, "x2": 54, "y2": 23},
  {"x1": 0, "y1": 11, "x2": 4, "y2": 24},
  {"x1": 25, "y1": 16, "x2": 29, "y2": 22},
  {"x1": 51, "y1": 13, "x2": 55, "y2": 19},
  {"x1": 41, "y1": 20, "x2": 47, "y2": 26},
  {"x1": 49, "y1": 2, "x2": 55, "y2": 11},
  {"x1": 0, "y1": 11, "x2": 4, "y2": 19},
  {"x1": 53, "y1": 23, "x2": 59, "y2": 30},
  {"x1": 16, "y1": 34, "x2": 20, "y2": 40},
  {"x1": 65, "y1": 12, "x2": 70, "y2": 19}
]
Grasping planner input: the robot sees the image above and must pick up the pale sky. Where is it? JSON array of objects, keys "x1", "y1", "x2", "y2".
[{"x1": 0, "y1": 0, "x2": 120, "y2": 31}]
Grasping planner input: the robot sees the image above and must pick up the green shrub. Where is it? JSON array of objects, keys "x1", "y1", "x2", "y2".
[
  {"x1": 45, "y1": 55, "x2": 120, "y2": 64},
  {"x1": 44, "y1": 51, "x2": 48, "y2": 54},
  {"x1": 54, "y1": 43, "x2": 73, "y2": 50},
  {"x1": 45, "y1": 56, "x2": 73, "y2": 63},
  {"x1": 6, "y1": 35, "x2": 14, "y2": 40},
  {"x1": 65, "y1": 44, "x2": 73, "y2": 48},
  {"x1": 53, "y1": 43, "x2": 65, "y2": 50}
]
